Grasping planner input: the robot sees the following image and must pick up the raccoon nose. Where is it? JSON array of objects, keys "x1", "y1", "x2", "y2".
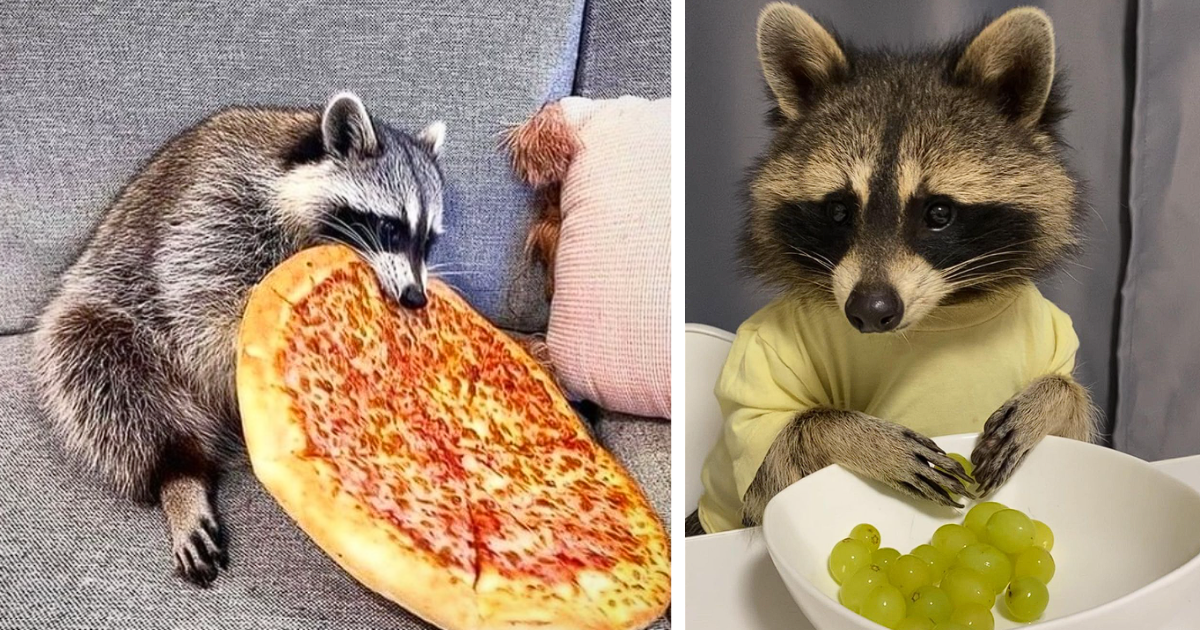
[
  {"x1": 398, "y1": 285, "x2": 427, "y2": 309},
  {"x1": 845, "y1": 285, "x2": 904, "y2": 333}
]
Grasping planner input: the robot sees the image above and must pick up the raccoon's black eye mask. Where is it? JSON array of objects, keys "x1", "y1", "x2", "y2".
[
  {"x1": 320, "y1": 204, "x2": 437, "y2": 260},
  {"x1": 321, "y1": 204, "x2": 403, "y2": 252}
]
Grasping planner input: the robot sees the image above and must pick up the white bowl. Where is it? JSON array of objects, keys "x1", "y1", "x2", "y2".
[{"x1": 762, "y1": 434, "x2": 1200, "y2": 630}]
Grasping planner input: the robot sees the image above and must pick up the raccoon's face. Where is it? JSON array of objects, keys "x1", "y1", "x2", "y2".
[
  {"x1": 277, "y1": 92, "x2": 447, "y2": 309},
  {"x1": 745, "y1": 4, "x2": 1083, "y2": 332}
]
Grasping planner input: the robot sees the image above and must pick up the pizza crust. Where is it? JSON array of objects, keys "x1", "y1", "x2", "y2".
[
  {"x1": 257, "y1": 455, "x2": 480, "y2": 630},
  {"x1": 238, "y1": 245, "x2": 355, "y2": 462},
  {"x1": 476, "y1": 568, "x2": 613, "y2": 630}
]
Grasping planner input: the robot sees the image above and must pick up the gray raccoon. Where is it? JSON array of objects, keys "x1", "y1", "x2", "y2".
[
  {"x1": 32, "y1": 92, "x2": 448, "y2": 585},
  {"x1": 695, "y1": 5, "x2": 1099, "y2": 534}
]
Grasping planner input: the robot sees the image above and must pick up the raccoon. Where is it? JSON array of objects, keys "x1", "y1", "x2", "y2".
[
  {"x1": 32, "y1": 92, "x2": 448, "y2": 585},
  {"x1": 691, "y1": 5, "x2": 1098, "y2": 534}
]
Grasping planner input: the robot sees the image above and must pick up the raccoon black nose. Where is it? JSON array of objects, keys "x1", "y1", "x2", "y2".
[
  {"x1": 399, "y1": 286, "x2": 427, "y2": 309},
  {"x1": 845, "y1": 285, "x2": 904, "y2": 333}
]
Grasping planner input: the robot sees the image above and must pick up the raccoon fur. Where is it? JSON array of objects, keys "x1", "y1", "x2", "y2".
[
  {"x1": 728, "y1": 5, "x2": 1098, "y2": 529},
  {"x1": 32, "y1": 92, "x2": 448, "y2": 585}
]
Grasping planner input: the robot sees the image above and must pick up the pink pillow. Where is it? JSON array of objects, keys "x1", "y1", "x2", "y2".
[{"x1": 507, "y1": 96, "x2": 671, "y2": 419}]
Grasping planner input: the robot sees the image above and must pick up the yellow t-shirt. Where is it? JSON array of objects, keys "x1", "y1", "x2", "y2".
[{"x1": 698, "y1": 283, "x2": 1078, "y2": 534}]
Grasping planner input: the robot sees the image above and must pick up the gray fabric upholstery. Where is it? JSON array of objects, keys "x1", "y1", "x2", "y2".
[
  {"x1": 685, "y1": 0, "x2": 1132, "y2": 440},
  {"x1": 593, "y1": 410, "x2": 671, "y2": 522},
  {"x1": 0, "y1": 333, "x2": 669, "y2": 628},
  {"x1": 1114, "y1": 0, "x2": 1200, "y2": 459},
  {"x1": 0, "y1": 0, "x2": 589, "y2": 335},
  {"x1": 574, "y1": 0, "x2": 672, "y2": 99}
]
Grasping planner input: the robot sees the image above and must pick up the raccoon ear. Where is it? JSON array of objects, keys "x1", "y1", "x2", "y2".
[
  {"x1": 417, "y1": 120, "x2": 446, "y2": 158},
  {"x1": 322, "y1": 92, "x2": 380, "y2": 158},
  {"x1": 756, "y1": 3, "x2": 848, "y2": 121},
  {"x1": 954, "y1": 7, "x2": 1056, "y2": 129}
]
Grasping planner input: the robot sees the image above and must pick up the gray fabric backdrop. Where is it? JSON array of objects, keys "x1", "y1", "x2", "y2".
[
  {"x1": 684, "y1": 0, "x2": 1200, "y2": 459},
  {"x1": 1116, "y1": 0, "x2": 1200, "y2": 459}
]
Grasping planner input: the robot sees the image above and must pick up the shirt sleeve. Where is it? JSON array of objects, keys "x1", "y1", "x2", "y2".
[
  {"x1": 714, "y1": 322, "x2": 825, "y2": 505},
  {"x1": 1045, "y1": 301, "x2": 1080, "y2": 377}
]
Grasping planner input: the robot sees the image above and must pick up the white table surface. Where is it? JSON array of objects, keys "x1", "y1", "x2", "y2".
[{"x1": 685, "y1": 454, "x2": 1200, "y2": 630}]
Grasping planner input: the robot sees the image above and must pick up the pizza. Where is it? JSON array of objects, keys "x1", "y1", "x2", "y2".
[{"x1": 236, "y1": 244, "x2": 670, "y2": 630}]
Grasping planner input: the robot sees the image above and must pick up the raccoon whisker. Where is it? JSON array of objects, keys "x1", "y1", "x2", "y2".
[
  {"x1": 786, "y1": 247, "x2": 836, "y2": 271},
  {"x1": 315, "y1": 215, "x2": 377, "y2": 254},
  {"x1": 946, "y1": 267, "x2": 1041, "y2": 284},
  {"x1": 943, "y1": 260, "x2": 1028, "y2": 282},
  {"x1": 1058, "y1": 267, "x2": 1083, "y2": 285},
  {"x1": 941, "y1": 254, "x2": 1036, "y2": 281},
  {"x1": 944, "y1": 272, "x2": 1039, "y2": 291},
  {"x1": 935, "y1": 237, "x2": 1042, "y2": 272},
  {"x1": 939, "y1": 247, "x2": 1035, "y2": 277},
  {"x1": 427, "y1": 262, "x2": 488, "y2": 271},
  {"x1": 313, "y1": 232, "x2": 373, "y2": 255}
]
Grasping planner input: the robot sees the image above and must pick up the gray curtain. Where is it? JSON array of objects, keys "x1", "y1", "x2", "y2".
[
  {"x1": 1116, "y1": 0, "x2": 1200, "y2": 459},
  {"x1": 687, "y1": 0, "x2": 1199, "y2": 459}
]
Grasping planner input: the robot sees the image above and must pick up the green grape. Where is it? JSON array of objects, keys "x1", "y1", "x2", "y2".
[
  {"x1": 889, "y1": 554, "x2": 934, "y2": 597},
  {"x1": 861, "y1": 584, "x2": 907, "y2": 629},
  {"x1": 932, "y1": 524, "x2": 978, "y2": 557},
  {"x1": 897, "y1": 617, "x2": 936, "y2": 630},
  {"x1": 963, "y1": 502, "x2": 1007, "y2": 540},
  {"x1": 908, "y1": 585, "x2": 953, "y2": 623},
  {"x1": 840, "y1": 564, "x2": 888, "y2": 612},
  {"x1": 954, "y1": 543, "x2": 1012, "y2": 593},
  {"x1": 948, "y1": 453, "x2": 975, "y2": 477},
  {"x1": 874, "y1": 547, "x2": 902, "y2": 571},
  {"x1": 1004, "y1": 576, "x2": 1049, "y2": 622},
  {"x1": 1032, "y1": 520, "x2": 1054, "y2": 552},
  {"x1": 985, "y1": 509, "x2": 1036, "y2": 554},
  {"x1": 932, "y1": 625, "x2": 969, "y2": 630},
  {"x1": 829, "y1": 537, "x2": 872, "y2": 584},
  {"x1": 911, "y1": 544, "x2": 950, "y2": 583},
  {"x1": 1013, "y1": 547, "x2": 1055, "y2": 584},
  {"x1": 851, "y1": 523, "x2": 883, "y2": 551},
  {"x1": 949, "y1": 603, "x2": 994, "y2": 630},
  {"x1": 940, "y1": 568, "x2": 994, "y2": 609}
]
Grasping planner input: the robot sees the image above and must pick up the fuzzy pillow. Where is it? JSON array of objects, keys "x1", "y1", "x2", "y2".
[{"x1": 507, "y1": 96, "x2": 671, "y2": 419}]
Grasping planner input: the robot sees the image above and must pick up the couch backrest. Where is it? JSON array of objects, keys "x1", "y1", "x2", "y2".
[
  {"x1": 575, "y1": 0, "x2": 671, "y2": 99},
  {"x1": 0, "y1": 0, "x2": 670, "y2": 337}
]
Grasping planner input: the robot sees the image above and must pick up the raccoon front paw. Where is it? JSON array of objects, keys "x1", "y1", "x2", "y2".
[
  {"x1": 172, "y1": 513, "x2": 227, "y2": 587},
  {"x1": 843, "y1": 423, "x2": 974, "y2": 508},
  {"x1": 971, "y1": 398, "x2": 1048, "y2": 496}
]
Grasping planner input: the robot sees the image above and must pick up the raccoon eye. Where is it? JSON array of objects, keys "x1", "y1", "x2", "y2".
[
  {"x1": 924, "y1": 202, "x2": 956, "y2": 231},
  {"x1": 378, "y1": 219, "x2": 408, "y2": 251},
  {"x1": 826, "y1": 200, "x2": 850, "y2": 225}
]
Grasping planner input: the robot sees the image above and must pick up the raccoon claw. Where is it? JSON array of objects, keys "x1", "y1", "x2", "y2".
[
  {"x1": 889, "y1": 429, "x2": 974, "y2": 508},
  {"x1": 971, "y1": 400, "x2": 1040, "y2": 496},
  {"x1": 172, "y1": 515, "x2": 226, "y2": 586}
]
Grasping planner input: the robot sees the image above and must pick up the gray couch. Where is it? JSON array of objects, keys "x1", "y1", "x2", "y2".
[{"x1": 0, "y1": 1, "x2": 670, "y2": 627}]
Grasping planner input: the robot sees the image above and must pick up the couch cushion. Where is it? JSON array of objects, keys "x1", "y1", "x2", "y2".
[
  {"x1": 0, "y1": 332, "x2": 668, "y2": 628},
  {"x1": 0, "y1": 1, "x2": 588, "y2": 335},
  {"x1": 574, "y1": 0, "x2": 671, "y2": 99}
]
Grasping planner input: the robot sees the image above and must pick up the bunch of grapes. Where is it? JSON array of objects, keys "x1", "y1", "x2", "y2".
[{"x1": 827, "y1": 455, "x2": 1055, "y2": 629}]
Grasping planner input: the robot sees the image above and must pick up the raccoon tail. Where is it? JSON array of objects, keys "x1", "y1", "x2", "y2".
[{"x1": 33, "y1": 299, "x2": 226, "y2": 585}]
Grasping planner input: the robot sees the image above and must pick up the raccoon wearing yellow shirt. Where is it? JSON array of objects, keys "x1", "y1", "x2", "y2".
[{"x1": 691, "y1": 5, "x2": 1099, "y2": 535}]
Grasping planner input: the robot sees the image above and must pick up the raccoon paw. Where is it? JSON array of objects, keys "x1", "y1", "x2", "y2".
[
  {"x1": 840, "y1": 421, "x2": 974, "y2": 508},
  {"x1": 172, "y1": 513, "x2": 227, "y2": 587},
  {"x1": 971, "y1": 398, "x2": 1048, "y2": 496}
]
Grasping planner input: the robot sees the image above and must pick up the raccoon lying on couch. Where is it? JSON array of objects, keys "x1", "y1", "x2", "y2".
[{"x1": 690, "y1": 4, "x2": 1097, "y2": 535}]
